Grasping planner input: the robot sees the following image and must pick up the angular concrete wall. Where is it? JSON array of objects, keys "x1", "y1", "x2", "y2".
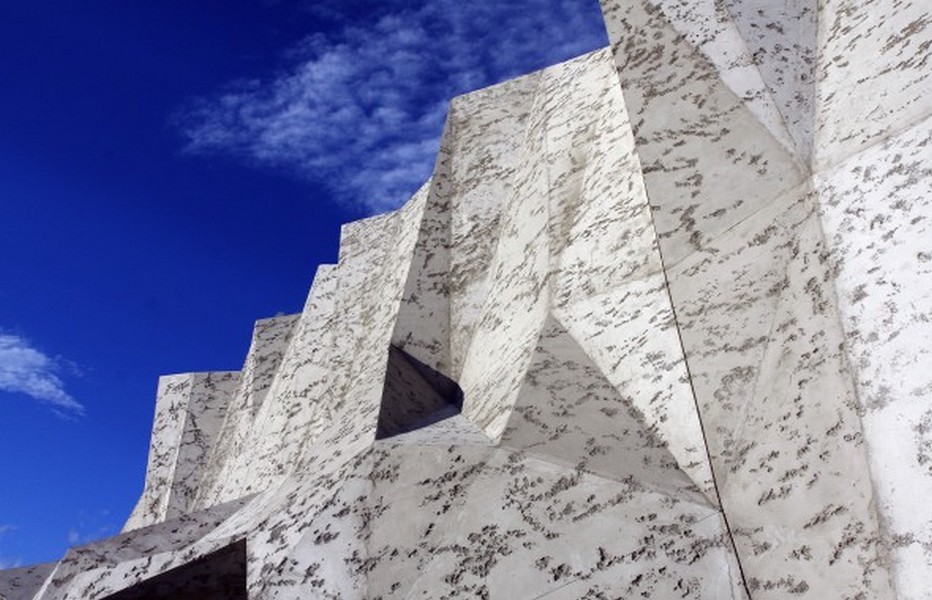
[{"x1": 2, "y1": 1, "x2": 928, "y2": 598}]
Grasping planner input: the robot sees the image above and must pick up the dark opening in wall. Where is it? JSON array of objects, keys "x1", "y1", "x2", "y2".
[
  {"x1": 375, "y1": 345, "x2": 464, "y2": 439},
  {"x1": 101, "y1": 539, "x2": 246, "y2": 600}
]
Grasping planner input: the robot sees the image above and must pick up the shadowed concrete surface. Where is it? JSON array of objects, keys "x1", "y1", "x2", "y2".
[
  {"x1": 375, "y1": 346, "x2": 465, "y2": 440},
  {"x1": 101, "y1": 540, "x2": 246, "y2": 600}
]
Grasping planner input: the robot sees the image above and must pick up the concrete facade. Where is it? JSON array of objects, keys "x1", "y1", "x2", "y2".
[{"x1": 2, "y1": 0, "x2": 929, "y2": 598}]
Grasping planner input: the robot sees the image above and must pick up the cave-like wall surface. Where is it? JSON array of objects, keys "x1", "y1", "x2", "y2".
[{"x1": 2, "y1": 0, "x2": 929, "y2": 597}]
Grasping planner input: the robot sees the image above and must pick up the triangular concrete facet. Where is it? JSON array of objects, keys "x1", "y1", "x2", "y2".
[
  {"x1": 722, "y1": 0, "x2": 817, "y2": 163},
  {"x1": 501, "y1": 314, "x2": 713, "y2": 506},
  {"x1": 645, "y1": 0, "x2": 800, "y2": 157}
]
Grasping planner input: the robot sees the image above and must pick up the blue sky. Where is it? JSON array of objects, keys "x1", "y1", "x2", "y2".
[{"x1": 0, "y1": 1, "x2": 607, "y2": 567}]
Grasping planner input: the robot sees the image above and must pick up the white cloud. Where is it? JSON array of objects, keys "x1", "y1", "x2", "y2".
[
  {"x1": 0, "y1": 525, "x2": 21, "y2": 570},
  {"x1": 175, "y1": 0, "x2": 608, "y2": 213},
  {"x1": 0, "y1": 333, "x2": 84, "y2": 416},
  {"x1": 67, "y1": 511, "x2": 115, "y2": 547},
  {"x1": 66, "y1": 528, "x2": 81, "y2": 546}
]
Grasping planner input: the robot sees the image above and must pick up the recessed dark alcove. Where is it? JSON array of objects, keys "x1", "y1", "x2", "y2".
[
  {"x1": 101, "y1": 539, "x2": 246, "y2": 600},
  {"x1": 375, "y1": 345, "x2": 464, "y2": 439}
]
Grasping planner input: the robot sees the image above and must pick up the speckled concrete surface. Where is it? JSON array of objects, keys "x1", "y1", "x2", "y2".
[{"x1": 2, "y1": 1, "x2": 929, "y2": 598}]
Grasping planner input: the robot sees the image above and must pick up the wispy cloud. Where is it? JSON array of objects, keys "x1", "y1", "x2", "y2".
[
  {"x1": 0, "y1": 558, "x2": 21, "y2": 570},
  {"x1": 0, "y1": 524, "x2": 21, "y2": 570},
  {"x1": 175, "y1": 0, "x2": 608, "y2": 213},
  {"x1": 0, "y1": 332, "x2": 84, "y2": 416},
  {"x1": 67, "y1": 510, "x2": 115, "y2": 547}
]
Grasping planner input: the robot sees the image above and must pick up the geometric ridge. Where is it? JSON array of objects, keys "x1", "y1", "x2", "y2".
[{"x1": 501, "y1": 313, "x2": 716, "y2": 508}]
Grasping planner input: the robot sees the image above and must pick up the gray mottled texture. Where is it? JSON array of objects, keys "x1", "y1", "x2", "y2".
[{"x1": 4, "y1": 1, "x2": 928, "y2": 598}]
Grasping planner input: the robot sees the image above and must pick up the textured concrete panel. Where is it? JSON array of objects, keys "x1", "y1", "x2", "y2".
[
  {"x1": 815, "y1": 115, "x2": 932, "y2": 598},
  {"x1": 5, "y1": 2, "x2": 929, "y2": 598},
  {"x1": 0, "y1": 565, "x2": 55, "y2": 600}
]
